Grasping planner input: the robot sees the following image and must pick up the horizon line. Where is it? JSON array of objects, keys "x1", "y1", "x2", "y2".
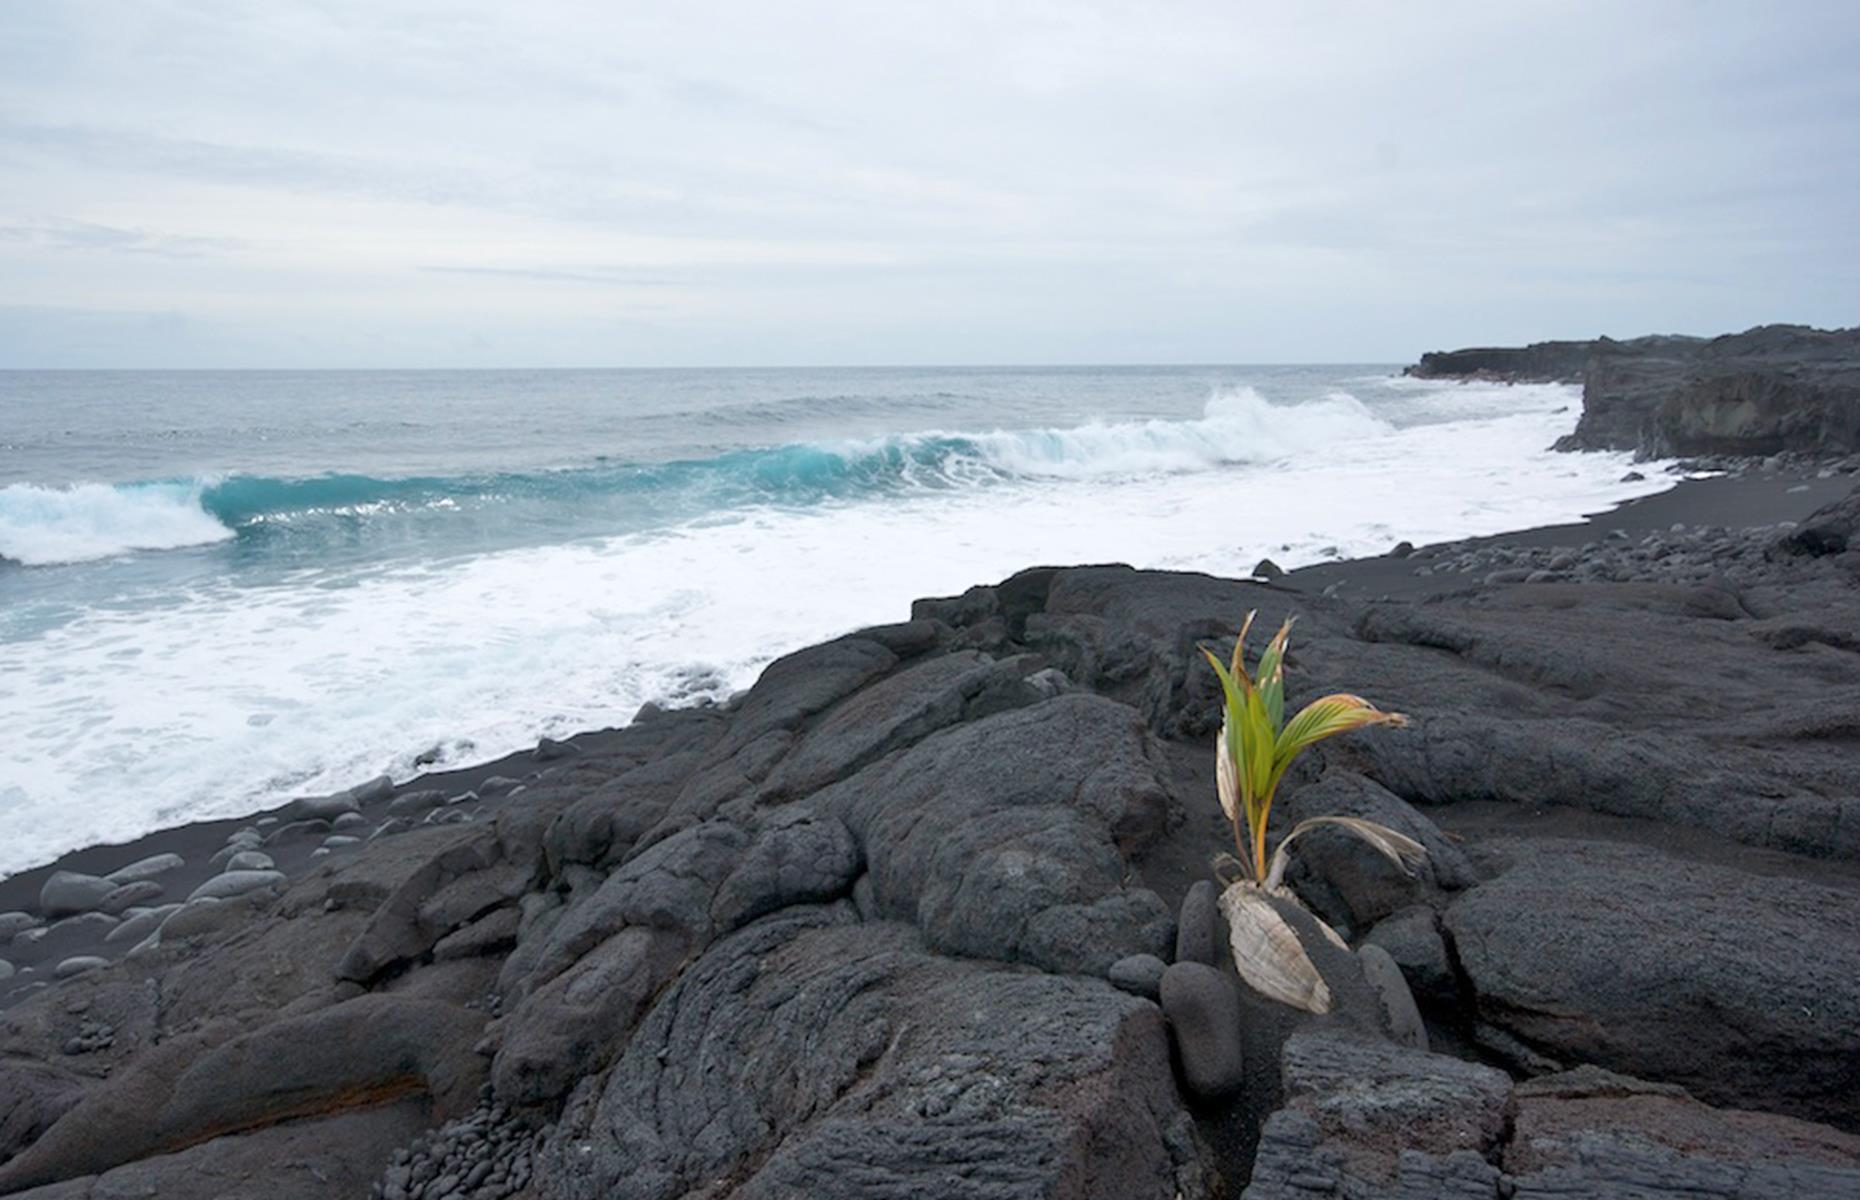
[{"x1": 0, "y1": 359, "x2": 1409, "y2": 373}]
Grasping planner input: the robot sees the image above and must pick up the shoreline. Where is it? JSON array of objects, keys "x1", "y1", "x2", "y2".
[
  {"x1": 1277, "y1": 460, "x2": 1855, "y2": 599},
  {"x1": 3, "y1": 456, "x2": 1851, "y2": 1000}
]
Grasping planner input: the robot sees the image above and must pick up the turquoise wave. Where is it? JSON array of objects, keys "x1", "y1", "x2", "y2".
[{"x1": 1, "y1": 389, "x2": 1387, "y2": 565}]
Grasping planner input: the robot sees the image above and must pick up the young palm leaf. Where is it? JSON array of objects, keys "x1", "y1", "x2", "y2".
[{"x1": 1202, "y1": 611, "x2": 1420, "y2": 1013}]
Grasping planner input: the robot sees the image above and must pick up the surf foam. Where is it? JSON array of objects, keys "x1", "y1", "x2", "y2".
[{"x1": 0, "y1": 481, "x2": 234, "y2": 566}]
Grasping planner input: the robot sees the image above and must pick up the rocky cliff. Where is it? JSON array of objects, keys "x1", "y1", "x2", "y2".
[
  {"x1": 1405, "y1": 337, "x2": 1623, "y2": 383},
  {"x1": 1562, "y1": 324, "x2": 1860, "y2": 458},
  {"x1": 1411, "y1": 325, "x2": 1860, "y2": 459}
]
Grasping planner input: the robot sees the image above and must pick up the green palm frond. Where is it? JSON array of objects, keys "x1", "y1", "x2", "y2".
[
  {"x1": 1200, "y1": 607, "x2": 1428, "y2": 1012},
  {"x1": 1200, "y1": 613, "x2": 1408, "y2": 883}
]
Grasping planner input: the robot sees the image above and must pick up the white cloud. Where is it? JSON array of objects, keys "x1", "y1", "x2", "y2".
[{"x1": 1, "y1": 0, "x2": 1856, "y2": 365}]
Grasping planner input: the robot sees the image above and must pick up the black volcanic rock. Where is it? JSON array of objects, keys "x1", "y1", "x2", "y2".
[
  {"x1": 1560, "y1": 324, "x2": 1860, "y2": 457},
  {"x1": 541, "y1": 905, "x2": 1204, "y2": 1200},
  {"x1": 1411, "y1": 325, "x2": 1860, "y2": 459},
  {"x1": 4, "y1": 531, "x2": 1860, "y2": 1198},
  {"x1": 1445, "y1": 837, "x2": 1860, "y2": 1128},
  {"x1": 1775, "y1": 482, "x2": 1860, "y2": 556},
  {"x1": 1243, "y1": 1033, "x2": 1860, "y2": 1199},
  {"x1": 1405, "y1": 337, "x2": 1611, "y2": 383},
  {"x1": 1160, "y1": 961, "x2": 1246, "y2": 1099}
]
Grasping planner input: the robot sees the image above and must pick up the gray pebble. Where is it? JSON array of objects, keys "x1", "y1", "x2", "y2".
[
  {"x1": 265, "y1": 817, "x2": 333, "y2": 844},
  {"x1": 1107, "y1": 953, "x2": 1167, "y2": 999},
  {"x1": 349, "y1": 775, "x2": 395, "y2": 805},
  {"x1": 98, "y1": 881, "x2": 164, "y2": 914},
  {"x1": 1174, "y1": 880, "x2": 1218, "y2": 966},
  {"x1": 188, "y1": 869, "x2": 286, "y2": 902},
  {"x1": 39, "y1": 871, "x2": 117, "y2": 919},
  {"x1": 387, "y1": 789, "x2": 448, "y2": 816},
  {"x1": 285, "y1": 793, "x2": 362, "y2": 824},
  {"x1": 54, "y1": 955, "x2": 110, "y2": 979},
  {"x1": 1358, "y1": 942, "x2": 1428, "y2": 1051},
  {"x1": 0, "y1": 911, "x2": 40, "y2": 939},
  {"x1": 104, "y1": 853, "x2": 185, "y2": 885},
  {"x1": 160, "y1": 897, "x2": 257, "y2": 941},
  {"x1": 225, "y1": 849, "x2": 275, "y2": 872},
  {"x1": 1160, "y1": 962, "x2": 1244, "y2": 1099},
  {"x1": 106, "y1": 905, "x2": 182, "y2": 945}
]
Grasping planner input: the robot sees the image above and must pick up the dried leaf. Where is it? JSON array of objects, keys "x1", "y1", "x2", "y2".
[
  {"x1": 1213, "y1": 719, "x2": 1239, "y2": 826},
  {"x1": 1219, "y1": 882, "x2": 1332, "y2": 1014},
  {"x1": 1264, "y1": 816, "x2": 1428, "y2": 892}
]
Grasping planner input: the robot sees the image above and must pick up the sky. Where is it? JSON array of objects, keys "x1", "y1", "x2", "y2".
[{"x1": 1, "y1": 0, "x2": 1857, "y2": 367}]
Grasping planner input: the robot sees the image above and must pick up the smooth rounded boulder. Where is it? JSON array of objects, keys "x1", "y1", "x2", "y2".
[
  {"x1": 188, "y1": 869, "x2": 287, "y2": 903},
  {"x1": 104, "y1": 853, "x2": 185, "y2": 885},
  {"x1": 1109, "y1": 952, "x2": 1167, "y2": 999},
  {"x1": 159, "y1": 897, "x2": 259, "y2": 942},
  {"x1": 1357, "y1": 942, "x2": 1428, "y2": 1050},
  {"x1": 54, "y1": 956, "x2": 108, "y2": 979},
  {"x1": 0, "y1": 911, "x2": 39, "y2": 939},
  {"x1": 284, "y1": 793, "x2": 360, "y2": 823},
  {"x1": 39, "y1": 871, "x2": 117, "y2": 919},
  {"x1": 98, "y1": 881, "x2": 164, "y2": 915},
  {"x1": 1174, "y1": 880, "x2": 1219, "y2": 966},
  {"x1": 106, "y1": 904, "x2": 181, "y2": 945},
  {"x1": 386, "y1": 789, "x2": 447, "y2": 817},
  {"x1": 30, "y1": 913, "x2": 119, "y2": 960},
  {"x1": 1160, "y1": 961, "x2": 1245, "y2": 1099},
  {"x1": 1363, "y1": 905, "x2": 1458, "y2": 1008}
]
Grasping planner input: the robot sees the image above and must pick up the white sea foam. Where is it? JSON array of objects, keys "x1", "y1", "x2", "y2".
[
  {"x1": 880, "y1": 386, "x2": 1391, "y2": 481},
  {"x1": 0, "y1": 384, "x2": 1668, "y2": 875},
  {"x1": 0, "y1": 481, "x2": 232, "y2": 565}
]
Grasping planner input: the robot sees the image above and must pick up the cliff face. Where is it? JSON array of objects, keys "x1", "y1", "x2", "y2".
[
  {"x1": 1410, "y1": 325, "x2": 1860, "y2": 459},
  {"x1": 1559, "y1": 325, "x2": 1860, "y2": 458},
  {"x1": 1405, "y1": 339, "x2": 1602, "y2": 383}
]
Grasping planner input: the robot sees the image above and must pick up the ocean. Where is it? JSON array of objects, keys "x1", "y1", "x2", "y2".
[{"x1": 0, "y1": 365, "x2": 1664, "y2": 875}]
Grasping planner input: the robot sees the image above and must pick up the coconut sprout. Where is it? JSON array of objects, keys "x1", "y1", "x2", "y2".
[{"x1": 1201, "y1": 611, "x2": 1422, "y2": 1013}]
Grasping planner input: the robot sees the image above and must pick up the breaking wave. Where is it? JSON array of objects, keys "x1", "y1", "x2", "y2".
[{"x1": 1, "y1": 387, "x2": 1387, "y2": 565}]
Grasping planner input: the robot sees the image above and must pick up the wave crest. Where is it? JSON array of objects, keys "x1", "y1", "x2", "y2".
[
  {"x1": 2, "y1": 388, "x2": 1391, "y2": 565},
  {"x1": 0, "y1": 481, "x2": 234, "y2": 566}
]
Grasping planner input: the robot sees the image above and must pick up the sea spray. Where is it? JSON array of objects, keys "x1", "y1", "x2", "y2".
[{"x1": 0, "y1": 480, "x2": 234, "y2": 565}]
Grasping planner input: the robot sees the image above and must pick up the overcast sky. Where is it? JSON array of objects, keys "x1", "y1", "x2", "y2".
[{"x1": 1, "y1": 1, "x2": 1856, "y2": 367}]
